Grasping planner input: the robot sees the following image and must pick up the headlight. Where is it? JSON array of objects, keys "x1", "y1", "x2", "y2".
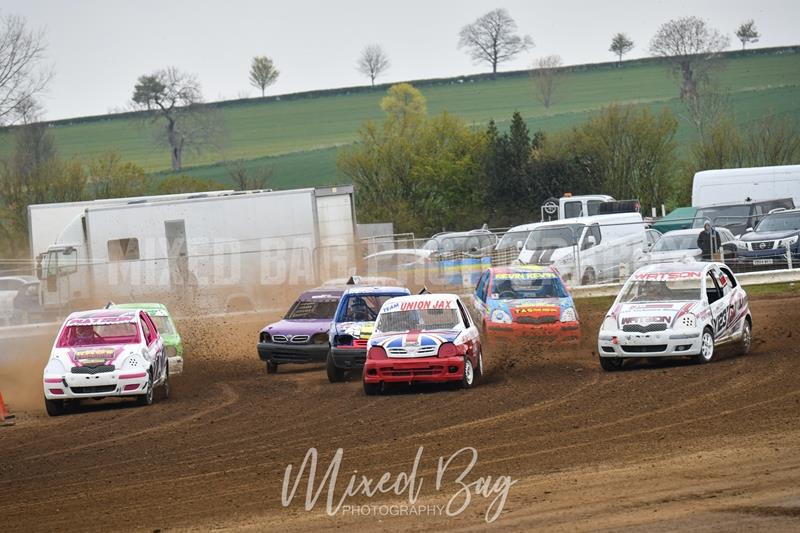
[
  {"x1": 779, "y1": 235, "x2": 798, "y2": 248},
  {"x1": 311, "y1": 333, "x2": 329, "y2": 345},
  {"x1": 675, "y1": 313, "x2": 696, "y2": 329},
  {"x1": 560, "y1": 307, "x2": 577, "y2": 322},
  {"x1": 490, "y1": 309, "x2": 512, "y2": 324},
  {"x1": 601, "y1": 316, "x2": 617, "y2": 331}
]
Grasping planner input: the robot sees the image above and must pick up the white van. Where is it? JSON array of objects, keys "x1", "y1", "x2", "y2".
[
  {"x1": 692, "y1": 165, "x2": 800, "y2": 207},
  {"x1": 517, "y1": 213, "x2": 646, "y2": 285}
]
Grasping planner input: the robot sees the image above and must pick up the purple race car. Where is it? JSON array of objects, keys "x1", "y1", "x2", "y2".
[{"x1": 257, "y1": 287, "x2": 344, "y2": 373}]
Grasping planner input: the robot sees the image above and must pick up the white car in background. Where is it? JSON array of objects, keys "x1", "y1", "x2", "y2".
[
  {"x1": 597, "y1": 262, "x2": 752, "y2": 371},
  {"x1": 634, "y1": 227, "x2": 737, "y2": 268}
]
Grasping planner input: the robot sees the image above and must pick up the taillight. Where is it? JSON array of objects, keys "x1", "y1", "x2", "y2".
[
  {"x1": 367, "y1": 346, "x2": 387, "y2": 360},
  {"x1": 437, "y1": 342, "x2": 458, "y2": 358}
]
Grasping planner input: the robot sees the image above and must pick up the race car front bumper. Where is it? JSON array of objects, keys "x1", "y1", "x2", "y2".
[
  {"x1": 486, "y1": 320, "x2": 581, "y2": 343},
  {"x1": 43, "y1": 369, "x2": 150, "y2": 400},
  {"x1": 597, "y1": 328, "x2": 703, "y2": 358},
  {"x1": 257, "y1": 342, "x2": 329, "y2": 364},
  {"x1": 363, "y1": 355, "x2": 464, "y2": 384},
  {"x1": 330, "y1": 346, "x2": 367, "y2": 370}
]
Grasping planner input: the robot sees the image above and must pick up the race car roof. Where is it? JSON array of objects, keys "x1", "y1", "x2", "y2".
[
  {"x1": 489, "y1": 265, "x2": 558, "y2": 277},
  {"x1": 65, "y1": 308, "x2": 140, "y2": 326},
  {"x1": 110, "y1": 302, "x2": 170, "y2": 316},
  {"x1": 632, "y1": 262, "x2": 711, "y2": 275},
  {"x1": 342, "y1": 286, "x2": 410, "y2": 296},
  {"x1": 380, "y1": 293, "x2": 460, "y2": 312}
]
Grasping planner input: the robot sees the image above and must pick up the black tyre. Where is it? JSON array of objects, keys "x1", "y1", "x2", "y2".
[
  {"x1": 266, "y1": 361, "x2": 278, "y2": 374},
  {"x1": 599, "y1": 356, "x2": 624, "y2": 371},
  {"x1": 136, "y1": 372, "x2": 155, "y2": 406},
  {"x1": 694, "y1": 327, "x2": 715, "y2": 364},
  {"x1": 738, "y1": 319, "x2": 752, "y2": 355},
  {"x1": 44, "y1": 398, "x2": 65, "y2": 417},
  {"x1": 474, "y1": 348, "x2": 484, "y2": 381},
  {"x1": 460, "y1": 356, "x2": 475, "y2": 389},
  {"x1": 326, "y1": 351, "x2": 345, "y2": 383},
  {"x1": 363, "y1": 381, "x2": 381, "y2": 396}
]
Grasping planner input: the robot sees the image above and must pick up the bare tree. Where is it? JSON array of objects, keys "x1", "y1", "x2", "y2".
[
  {"x1": 650, "y1": 16, "x2": 729, "y2": 100},
  {"x1": 680, "y1": 84, "x2": 731, "y2": 140},
  {"x1": 531, "y1": 55, "x2": 563, "y2": 108},
  {"x1": 458, "y1": 8, "x2": 533, "y2": 77},
  {"x1": 249, "y1": 56, "x2": 279, "y2": 97},
  {"x1": 609, "y1": 33, "x2": 634, "y2": 66},
  {"x1": 132, "y1": 67, "x2": 223, "y2": 171},
  {"x1": 357, "y1": 44, "x2": 390, "y2": 87},
  {"x1": 735, "y1": 20, "x2": 760, "y2": 50},
  {"x1": 0, "y1": 13, "x2": 51, "y2": 125},
  {"x1": 226, "y1": 159, "x2": 272, "y2": 190}
]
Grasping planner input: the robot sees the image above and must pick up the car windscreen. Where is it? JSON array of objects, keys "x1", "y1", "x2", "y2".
[
  {"x1": 150, "y1": 315, "x2": 176, "y2": 335},
  {"x1": 57, "y1": 322, "x2": 140, "y2": 347},
  {"x1": 755, "y1": 212, "x2": 800, "y2": 232},
  {"x1": 693, "y1": 206, "x2": 751, "y2": 229},
  {"x1": 340, "y1": 294, "x2": 400, "y2": 322},
  {"x1": 524, "y1": 224, "x2": 584, "y2": 251},
  {"x1": 496, "y1": 231, "x2": 531, "y2": 250},
  {"x1": 651, "y1": 233, "x2": 699, "y2": 252},
  {"x1": 490, "y1": 273, "x2": 568, "y2": 299},
  {"x1": 618, "y1": 278, "x2": 702, "y2": 303},
  {"x1": 375, "y1": 308, "x2": 460, "y2": 334},
  {"x1": 285, "y1": 298, "x2": 340, "y2": 320}
]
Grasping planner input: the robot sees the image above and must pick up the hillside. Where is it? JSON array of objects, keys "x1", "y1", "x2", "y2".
[{"x1": 2, "y1": 48, "x2": 800, "y2": 189}]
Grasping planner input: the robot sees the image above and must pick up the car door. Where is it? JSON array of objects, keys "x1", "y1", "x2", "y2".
[
  {"x1": 714, "y1": 266, "x2": 738, "y2": 337},
  {"x1": 704, "y1": 270, "x2": 728, "y2": 339},
  {"x1": 140, "y1": 312, "x2": 165, "y2": 381},
  {"x1": 456, "y1": 298, "x2": 480, "y2": 364},
  {"x1": 472, "y1": 270, "x2": 491, "y2": 322}
]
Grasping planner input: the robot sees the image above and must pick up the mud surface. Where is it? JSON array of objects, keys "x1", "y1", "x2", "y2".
[{"x1": 1, "y1": 295, "x2": 799, "y2": 531}]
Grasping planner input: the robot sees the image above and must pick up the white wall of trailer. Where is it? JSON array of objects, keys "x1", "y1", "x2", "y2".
[{"x1": 692, "y1": 165, "x2": 800, "y2": 207}]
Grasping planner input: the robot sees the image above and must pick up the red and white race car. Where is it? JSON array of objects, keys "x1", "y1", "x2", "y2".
[
  {"x1": 362, "y1": 293, "x2": 483, "y2": 394},
  {"x1": 42, "y1": 308, "x2": 169, "y2": 415}
]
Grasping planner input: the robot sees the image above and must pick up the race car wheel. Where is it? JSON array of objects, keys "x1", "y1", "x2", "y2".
[
  {"x1": 474, "y1": 348, "x2": 484, "y2": 381},
  {"x1": 599, "y1": 356, "x2": 624, "y2": 371},
  {"x1": 160, "y1": 365, "x2": 170, "y2": 400},
  {"x1": 363, "y1": 381, "x2": 381, "y2": 396},
  {"x1": 694, "y1": 328, "x2": 715, "y2": 364},
  {"x1": 326, "y1": 351, "x2": 345, "y2": 383},
  {"x1": 738, "y1": 319, "x2": 752, "y2": 355},
  {"x1": 266, "y1": 361, "x2": 278, "y2": 374},
  {"x1": 461, "y1": 356, "x2": 475, "y2": 389},
  {"x1": 136, "y1": 372, "x2": 155, "y2": 406},
  {"x1": 44, "y1": 398, "x2": 65, "y2": 417}
]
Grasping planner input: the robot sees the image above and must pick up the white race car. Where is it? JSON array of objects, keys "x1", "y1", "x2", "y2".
[
  {"x1": 43, "y1": 308, "x2": 169, "y2": 415},
  {"x1": 597, "y1": 262, "x2": 752, "y2": 371}
]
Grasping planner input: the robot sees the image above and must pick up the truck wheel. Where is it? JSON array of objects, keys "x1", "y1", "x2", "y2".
[
  {"x1": 326, "y1": 351, "x2": 345, "y2": 383},
  {"x1": 266, "y1": 361, "x2": 278, "y2": 374},
  {"x1": 460, "y1": 356, "x2": 475, "y2": 389},
  {"x1": 694, "y1": 328, "x2": 715, "y2": 364},
  {"x1": 738, "y1": 319, "x2": 752, "y2": 355},
  {"x1": 599, "y1": 356, "x2": 624, "y2": 371},
  {"x1": 44, "y1": 398, "x2": 65, "y2": 417},
  {"x1": 363, "y1": 381, "x2": 381, "y2": 396},
  {"x1": 136, "y1": 372, "x2": 155, "y2": 406}
]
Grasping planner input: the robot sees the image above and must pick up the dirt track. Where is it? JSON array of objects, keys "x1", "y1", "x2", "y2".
[{"x1": 1, "y1": 294, "x2": 799, "y2": 532}]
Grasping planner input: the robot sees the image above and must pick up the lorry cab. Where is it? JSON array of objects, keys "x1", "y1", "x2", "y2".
[
  {"x1": 38, "y1": 214, "x2": 91, "y2": 312},
  {"x1": 541, "y1": 195, "x2": 615, "y2": 222}
]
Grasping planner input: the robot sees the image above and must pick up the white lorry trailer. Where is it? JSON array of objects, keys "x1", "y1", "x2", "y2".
[{"x1": 36, "y1": 186, "x2": 357, "y2": 315}]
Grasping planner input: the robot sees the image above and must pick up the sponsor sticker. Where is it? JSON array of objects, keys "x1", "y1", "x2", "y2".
[{"x1": 494, "y1": 272, "x2": 556, "y2": 280}]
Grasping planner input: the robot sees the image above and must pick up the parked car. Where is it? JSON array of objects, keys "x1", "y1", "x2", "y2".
[
  {"x1": 597, "y1": 262, "x2": 751, "y2": 371},
  {"x1": 0, "y1": 275, "x2": 40, "y2": 324},
  {"x1": 517, "y1": 212, "x2": 646, "y2": 285},
  {"x1": 110, "y1": 303, "x2": 183, "y2": 375},
  {"x1": 257, "y1": 286, "x2": 346, "y2": 373},
  {"x1": 363, "y1": 293, "x2": 483, "y2": 394},
  {"x1": 42, "y1": 308, "x2": 169, "y2": 415},
  {"x1": 472, "y1": 265, "x2": 580, "y2": 342},
  {"x1": 634, "y1": 227, "x2": 737, "y2": 268},
  {"x1": 692, "y1": 198, "x2": 795, "y2": 237},
  {"x1": 736, "y1": 208, "x2": 800, "y2": 269},
  {"x1": 650, "y1": 207, "x2": 699, "y2": 234},
  {"x1": 327, "y1": 285, "x2": 411, "y2": 382},
  {"x1": 422, "y1": 228, "x2": 497, "y2": 258}
]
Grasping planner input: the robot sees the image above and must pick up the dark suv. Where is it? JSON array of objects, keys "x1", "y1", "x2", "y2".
[
  {"x1": 692, "y1": 198, "x2": 795, "y2": 237},
  {"x1": 737, "y1": 209, "x2": 800, "y2": 269}
]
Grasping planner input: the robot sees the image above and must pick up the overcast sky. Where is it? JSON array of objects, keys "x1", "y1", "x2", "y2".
[{"x1": 5, "y1": 0, "x2": 798, "y2": 121}]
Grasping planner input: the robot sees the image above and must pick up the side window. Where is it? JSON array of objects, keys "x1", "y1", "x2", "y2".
[
  {"x1": 456, "y1": 300, "x2": 472, "y2": 327},
  {"x1": 145, "y1": 313, "x2": 159, "y2": 336},
  {"x1": 475, "y1": 271, "x2": 490, "y2": 301},
  {"x1": 582, "y1": 224, "x2": 601, "y2": 250},
  {"x1": 587, "y1": 200, "x2": 603, "y2": 216},
  {"x1": 705, "y1": 272, "x2": 723, "y2": 304},
  {"x1": 564, "y1": 201, "x2": 582, "y2": 218},
  {"x1": 140, "y1": 317, "x2": 152, "y2": 345},
  {"x1": 719, "y1": 266, "x2": 738, "y2": 288}
]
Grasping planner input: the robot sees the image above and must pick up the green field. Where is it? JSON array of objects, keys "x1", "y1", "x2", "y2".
[{"x1": 2, "y1": 50, "x2": 800, "y2": 188}]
